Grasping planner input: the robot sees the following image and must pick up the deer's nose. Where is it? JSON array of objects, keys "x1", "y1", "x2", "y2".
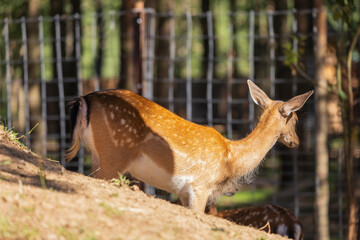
[{"x1": 290, "y1": 140, "x2": 299, "y2": 148}]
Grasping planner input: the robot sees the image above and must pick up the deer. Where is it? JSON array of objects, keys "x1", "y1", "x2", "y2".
[
  {"x1": 66, "y1": 80, "x2": 313, "y2": 212},
  {"x1": 207, "y1": 204, "x2": 303, "y2": 240}
]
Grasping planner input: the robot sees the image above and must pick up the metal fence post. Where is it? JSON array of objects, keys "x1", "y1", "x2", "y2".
[
  {"x1": 39, "y1": 16, "x2": 48, "y2": 157},
  {"x1": 206, "y1": 11, "x2": 214, "y2": 127},
  {"x1": 74, "y1": 13, "x2": 84, "y2": 173},
  {"x1": 226, "y1": 16, "x2": 233, "y2": 139},
  {"x1": 144, "y1": 8, "x2": 155, "y2": 100},
  {"x1": 185, "y1": 11, "x2": 192, "y2": 122},
  {"x1": 168, "y1": 12, "x2": 175, "y2": 112},
  {"x1": 248, "y1": 10, "x2": 255, "y2": 131},
  {"x1": 21, "y1": 17, "x2": 30, "y2": 147},
  {"x1": 92, "y1": 12, "x2": 100, "y2": 91},
  {"x1": 267, "y1": 11, "x2": 275, "y2": 99},
  {"x1": 55, "y1": 15, "x2": 67, "y2": 166},
  {"x1": 4, "y1": 18, "x2": 12, "y2": 129},
  {"x1": 291, "y1": 9, "x2": 300, "y2": 217},
  {"x1": 133, "y1": 2, "x2": 145, "y2": 95}
]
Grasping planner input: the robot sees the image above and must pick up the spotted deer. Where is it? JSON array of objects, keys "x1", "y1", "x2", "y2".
[
  {"x1": 212, "y1": 205, "x2": 303, "y2": 240},
  {"x1": 66, "y1": 80, "x2": 313, "y2": 212}
]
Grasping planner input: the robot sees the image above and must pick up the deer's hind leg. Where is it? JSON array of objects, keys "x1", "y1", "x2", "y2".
[{"x1": 93, "y1": 148, "x2": 136, "y2": 180}]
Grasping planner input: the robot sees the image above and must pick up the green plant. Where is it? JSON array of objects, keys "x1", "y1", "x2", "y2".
[
  {"x1": 0, "y1": 124, "x2": 26, "y2": 148},
  {"x1": 0, "y1": 122, "x2": 39, "y2": 148},
  {"x1": 257, "y1": 237, "x2": 267, "y2": 240},
  {"x1": 110, "y1": 173, "x2": 131, "y2": 187}
]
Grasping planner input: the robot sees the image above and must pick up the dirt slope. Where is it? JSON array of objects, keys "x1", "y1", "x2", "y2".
[{"x1": 0, "y1": 127, "x2": 287, "y2": 240}]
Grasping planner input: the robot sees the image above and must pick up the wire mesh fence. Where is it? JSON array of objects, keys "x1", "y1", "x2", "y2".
[{"x1": 0, "y1": 8, "x2": 358, "y2": 239}]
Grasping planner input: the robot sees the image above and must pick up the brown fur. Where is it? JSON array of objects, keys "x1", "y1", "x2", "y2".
[
  {"x1": 66, "y1": 80, "x2": 313, "y2": 212},
  {"x1": 212, "y1": 205, "x2": 304, "y2": 240}
]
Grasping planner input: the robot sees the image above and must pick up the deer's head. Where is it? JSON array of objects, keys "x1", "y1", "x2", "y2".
[{"x1": 247, "y1": 80, "x2": 313, "y2": 148}]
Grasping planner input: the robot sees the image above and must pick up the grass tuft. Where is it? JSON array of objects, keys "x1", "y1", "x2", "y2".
[
  {"x1": 110, "y1": 173, "x2": 131, "y2": 187},
  {"x1": 0, "y1": 122, "x2": 38, "y2": 149}
]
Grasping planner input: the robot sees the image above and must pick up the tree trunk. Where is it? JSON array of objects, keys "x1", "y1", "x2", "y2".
[{"x1": 314, "y1": 0, "x2": 329, "y2": 239}]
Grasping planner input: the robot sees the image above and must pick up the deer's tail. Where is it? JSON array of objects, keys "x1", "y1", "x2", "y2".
[{"x1": 65, "y1": 97, "x2": 87, "y2": 162}]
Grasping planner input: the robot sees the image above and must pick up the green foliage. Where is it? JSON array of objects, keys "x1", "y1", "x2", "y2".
[
  {"x1": 327, "y1": 0, "x2": 360, "y2": 65},
  {"x1": 0, "y1": 122, "x2": 38, "y2": 149},
  {"x1": 217, "y1": 188, "x2": 274, "y2": 209},
  {"x1": 0, "y1": 0, "x2": 27, "y2": 19},
  {"x1": 328, "y1": 0, "x2": 359, "y2": 33},
  {"x1": 282, "y1": 35, "x2": 307, "y2": 67},
  {"x1": 282, "y1": 42, "x2": 298, "y2": 66},
  {"x1": 0, "y1": 124, "x2": 26, "y2": 148}
]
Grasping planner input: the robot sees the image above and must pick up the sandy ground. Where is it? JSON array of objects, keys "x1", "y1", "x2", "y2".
[{"x1": 0, "y1": 126, "x2": 287, "y2": 240}]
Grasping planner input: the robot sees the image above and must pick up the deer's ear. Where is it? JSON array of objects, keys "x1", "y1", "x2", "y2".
[
  {"x1": 247, "y1": 80, "x2": 271, "y2": 109},
  {"x1": 279, "y1": 90, "x2": 314, "y2": 117}
]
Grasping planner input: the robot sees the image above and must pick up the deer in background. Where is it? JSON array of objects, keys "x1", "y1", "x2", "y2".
[
  {"x1": 66, "y1": 80, "x2": 313, "y2": 212},
  {"x1": 207, "y1": 204, "x2": 303, "y2": 240}
]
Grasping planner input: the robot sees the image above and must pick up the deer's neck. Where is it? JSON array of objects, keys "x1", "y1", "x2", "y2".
[{"x1": 228, "y1": 116, "x2": 279, "y2": 177}]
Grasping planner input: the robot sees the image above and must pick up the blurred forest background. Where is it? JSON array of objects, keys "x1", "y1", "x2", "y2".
[{"x1": 0, "y1": 0, "x2": 359, "y2": 239}]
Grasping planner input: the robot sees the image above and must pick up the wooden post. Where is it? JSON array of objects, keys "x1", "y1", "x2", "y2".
[{"x1": 133, "y1": 1, "x2": 145, "y2": 95}]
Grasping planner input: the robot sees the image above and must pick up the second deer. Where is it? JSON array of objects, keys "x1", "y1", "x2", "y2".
[
  {"x1": 66, "y1": 80, "x2": 313, "y2": 212},
  {"x1": 208, "y1": 204, "x2": 303, "y2": 240}
]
